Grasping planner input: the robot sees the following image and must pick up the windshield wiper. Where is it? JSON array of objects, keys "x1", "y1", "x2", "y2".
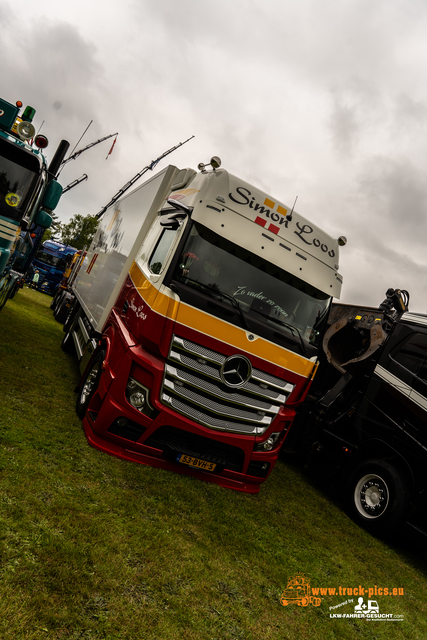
[
  {"x1": 181, "y1": 278, "x2": 249, "y2": 331},
  {"x1": 213, "y1": 288, "x2": 250, "y2": 331},
  {"x1": 250, "y1": 308, "x2": 307, "y2": 356}
]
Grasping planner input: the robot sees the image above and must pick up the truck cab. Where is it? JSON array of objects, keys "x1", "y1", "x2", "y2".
[
  {"x1": 63, "y1": 159, "x2": 344, "y2": 493},
  {"x1": 31, "y1": 240, "x2": 79, "y2": 295},
  {"x1": 0, "y1": 97, "x2": 69, "y2": 309},
  {"x1": 291, "y1": 290, "x2": 427, "y2": 538}
]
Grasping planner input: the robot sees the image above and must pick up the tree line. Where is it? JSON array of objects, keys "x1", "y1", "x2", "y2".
[{"x1": 44, "y1": 212, "x2": 99, "y2": 251}]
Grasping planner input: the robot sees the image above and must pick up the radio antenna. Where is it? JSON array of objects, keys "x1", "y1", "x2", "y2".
[{"x1": 286, "y1": 195, "x2": 298, "y2": 222}]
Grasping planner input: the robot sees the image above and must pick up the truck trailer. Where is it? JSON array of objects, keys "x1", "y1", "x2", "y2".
[{"x1": 61, "y1": 157, "x2": 345, "y2": 493}]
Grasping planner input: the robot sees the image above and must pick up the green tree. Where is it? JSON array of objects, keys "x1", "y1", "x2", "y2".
[
  {"x1": 42, "y1": 210, "x2": 62, "y2": 243},
  {"x1": 60, "y1": 213, "x2": 99, "y2": 250}
]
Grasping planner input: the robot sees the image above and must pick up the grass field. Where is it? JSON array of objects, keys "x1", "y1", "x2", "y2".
[{"x1": 1, "y1": 287, "x2": 427, "y2": 639}]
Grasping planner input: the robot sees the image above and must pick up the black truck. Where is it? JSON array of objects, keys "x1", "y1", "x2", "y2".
[{"x1": 286, "y1": 288, "x2": 427, "y2": 539}]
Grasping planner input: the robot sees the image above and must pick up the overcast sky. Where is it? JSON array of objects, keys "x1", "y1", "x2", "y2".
[{"x1": 2, "y1": 0, "x2": 427, "y2": 311}]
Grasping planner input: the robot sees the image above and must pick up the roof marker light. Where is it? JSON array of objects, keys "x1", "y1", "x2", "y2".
[{"x1": 35, "y1": 134, "x2": 49, "y2": 149}]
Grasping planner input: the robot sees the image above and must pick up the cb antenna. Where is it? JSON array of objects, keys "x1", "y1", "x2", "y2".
[{"x1": 286, "y1": 195, "x2": 298, "y2": 222}]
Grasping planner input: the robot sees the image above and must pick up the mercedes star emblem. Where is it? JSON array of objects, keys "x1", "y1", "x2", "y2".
[{"x1": 220, "y1": 355, "x2": 252, "y2": 387}]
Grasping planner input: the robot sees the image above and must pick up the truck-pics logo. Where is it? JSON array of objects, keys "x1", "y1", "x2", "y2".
[
  {"x1": 280, "y1": 574, "x2": 405, "y2": 621},
  {"x1": 280, "y1": 574, "x2": 321, "y2": 607},
  {"x1": 329, "y1": 596, "x2": 404, "y2": 621}
]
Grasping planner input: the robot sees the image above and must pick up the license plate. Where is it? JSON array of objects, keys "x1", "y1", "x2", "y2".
[{"x1": 176, "y1": 453, "x2": 217, "y2": 472}]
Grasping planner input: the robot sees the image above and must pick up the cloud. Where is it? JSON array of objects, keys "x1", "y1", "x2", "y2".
[
  {"x1": 353, "y1": 156, "x2": 427, "y2": 251},
  {"x1": 3, "y1": 0, "x2": 427, "y2": 312}
]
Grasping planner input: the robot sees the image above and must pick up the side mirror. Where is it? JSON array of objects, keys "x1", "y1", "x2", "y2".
[
  {"x1": 33, "y1": 209, "x2": 52, "y2": 229},
  {"x1": 160, "y1": 211, "x2": 188, "y2": 230},
  {"x1": 41, "y1": 179, "x2": 63, "y2": 211}
]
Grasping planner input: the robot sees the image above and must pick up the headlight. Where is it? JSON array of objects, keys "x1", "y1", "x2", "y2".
[
  {"x1": 16, "y1": 120, "x2": 36, "y2": 140},
  {"x1": 255, "y1": 432, "x2": 283, "y2": 452},
  {"x1": 125, "y1": 376, "x2": 156, "y2": 417}
]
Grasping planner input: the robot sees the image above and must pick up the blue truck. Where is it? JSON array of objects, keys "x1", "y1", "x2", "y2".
[
  {"x1": 30, "y1": 240, "x2": 79, "y2": 295},
  {"x1": 0, "y1": 96, "x2": 69, "y2": 309}
]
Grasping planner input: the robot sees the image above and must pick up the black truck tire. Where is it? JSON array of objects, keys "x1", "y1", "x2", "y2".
[
  {"x1": 346, "y1": 459, "x2": 407, "y2": 536},
  {"x1": 63, "y1": 299, "x2": 79, "y2": 333},
  {"x1": 0, "y1": 277, "x2": 11, "y2": 311},
  {"x1": 61, "y1": 330, "x2": 74, "y2": 354},
  {"x1": 51, "y1": 288, "x2": 66, "y2": 310},
  {"x1": 54, "y1": 293, "x2": 73, "y2": 323},
  {"x1": 50, "y1": 290, "x2": 60, "y2": 310},
  {"x1": 61, "y1": 303, "x2": 80, "y2": 354},
  {"x1": 76, "y1": 350, "x2": 105, "y2": 418},
  {"x1": 8, "y1": 280, "x2": 19, "y2": 300}
]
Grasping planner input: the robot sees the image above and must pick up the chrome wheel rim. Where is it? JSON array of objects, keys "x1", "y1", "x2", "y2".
[
  {"x1": 80, "y1": 363, "x2": 100, "y2": 405},
  {"x1": 354, "y1": 473, "x2": 389, "y2": 519}
]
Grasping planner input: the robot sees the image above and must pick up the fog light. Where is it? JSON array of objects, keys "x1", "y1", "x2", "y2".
[
  {"x1": 129, "y1": 391, "x2": 145, "y2": 409},
  {"x1": 125, "y1": 375, "x2": 156, "y2": 417}
]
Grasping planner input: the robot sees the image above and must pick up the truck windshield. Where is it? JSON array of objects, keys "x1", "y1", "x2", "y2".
[
  {"x1": 34, "y1": 251, "x2": 67, "y2": 271},
  {"x1": 0, "y1": 137, "x2": 41, "y2": 222},
  {"x1": 170, "y1": 221, "x2": 331, "y2": 356}
]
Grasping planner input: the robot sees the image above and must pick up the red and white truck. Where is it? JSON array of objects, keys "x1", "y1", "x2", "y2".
[{"x1": 62, "y1": 157, "x2": 344, "y2": 493}]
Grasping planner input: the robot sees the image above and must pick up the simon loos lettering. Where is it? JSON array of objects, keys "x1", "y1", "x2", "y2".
[
  {"x1": 228, "y1": 186, "x2": 336, "y2": 258},
  {"x1": 229, "y1": 187, "x2": 289, "y2": 228},
  {"x1": 128, "y1": 297, "x2": 147, "y2": 320}
]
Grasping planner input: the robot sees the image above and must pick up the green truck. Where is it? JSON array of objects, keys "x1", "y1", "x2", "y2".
[{"x1": 0, "y1": 97, "x2": 69, "y2": 309}]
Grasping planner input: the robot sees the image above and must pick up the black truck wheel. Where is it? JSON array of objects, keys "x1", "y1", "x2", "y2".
[
  {"x1": 76, "y1": 350, "x2": 105, "y2": 418},
  {"x1": 50, "y1": 290, "x2": 62, "y2": 310},
  {"x1": 61, "y1": 327, "x2": 75, "y2": 354},
  {"x1": 63, "y1": 299, "x2": 79, "y2": 333},
  {"x1": 346, "y1": 459, "x2": 407, "y2": 536},
  {"x1": 0, "y1": 277, "x2": 11, "y2": 311},
  {"x1": 61, "y1": 304, "x2": 80, "y2": 353},
  {"x1": 52, "y1": 291, "x2": 65, "y2": 313},
  {"x1": 54, "y1": 293, "x2": 73, "y2": 323},
  {"x1": 8, "y1": 279, "x2": 20, "y2": 299}
]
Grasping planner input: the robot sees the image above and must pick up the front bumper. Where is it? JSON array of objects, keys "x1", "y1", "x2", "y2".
[{"x1": 82, "y1": 389, "x2": 293, "y2": 493}]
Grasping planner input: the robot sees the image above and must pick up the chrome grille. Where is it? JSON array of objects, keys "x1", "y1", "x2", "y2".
[{"x1": 161, "y1": 335, "x2": 295, "y2": 435}]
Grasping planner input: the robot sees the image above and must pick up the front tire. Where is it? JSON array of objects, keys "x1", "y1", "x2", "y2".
[
  {"x1": 61, "y1": 327, "x2": 75, "y2": 354},
  {"x1": 8, "y1": 279, "x2": 20, "y2": 300},
  {"x1": 0, "y1": 276, "x2": 12, "y2": 311},
  {"x1": 76, "y1": 350, "x2": 105, "y2": 419},
  {"x1": 346, "y1": 459, "x2": 407, "y2": 536}
]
